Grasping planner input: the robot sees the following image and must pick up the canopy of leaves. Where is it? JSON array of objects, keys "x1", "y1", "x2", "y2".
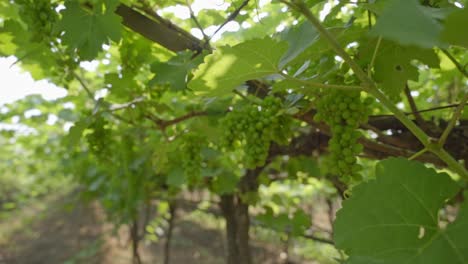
[{"x1": 0, "y1": 0, "x2": 467, "y2": 262}]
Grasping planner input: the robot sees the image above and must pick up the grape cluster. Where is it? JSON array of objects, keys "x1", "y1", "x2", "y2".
[
  {"x1": 120, "y1": 39, "x2": 142, "y2": 74},
  {"x1": 86, "y1": 117, "x2": 112, "y2": 161},
  {"x1": 16, "y1": 0, "x2": 58, "y2": 43},
  {"x1": 314, "y1": 90, "x2": 372, "y2": 181},
  {"x1": 221, "y1": 96, "x2": 290, "y2": 168},
  {"x1": 180, "y1": 134, "x2": 203, "y2": 182}
]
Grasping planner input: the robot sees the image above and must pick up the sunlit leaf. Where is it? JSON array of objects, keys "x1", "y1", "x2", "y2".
[{"x1": 189, "y1": 37, "x2": 288, "y2": 96}]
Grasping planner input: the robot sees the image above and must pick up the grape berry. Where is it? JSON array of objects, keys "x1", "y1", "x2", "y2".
[{"x1": 16, "y1": 0, "x2": 58, "y2": 43}]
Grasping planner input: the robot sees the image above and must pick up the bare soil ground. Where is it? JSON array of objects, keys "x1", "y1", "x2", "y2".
[{"x1": 0, "y1": 192, "x2": 302, "y2": 264}]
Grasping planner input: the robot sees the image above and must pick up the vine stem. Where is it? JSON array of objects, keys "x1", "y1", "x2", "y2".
[
  {"x1": 72, "y1": 72, "x2": 96, "y2": 102},
  {"x1": 286, "y1": 0, "x2": 468, "y2": 179},
  {"x1": 441, "y1": 48, "x2": 468, "y2": 78},
  {"x1": 439, "y1": 92, "x2": 468, "y2": 146},
  {"x1": 368, "y1": 36, "x2": 382, "y2": 78},
  {"x1": 280, "y1": 73, "x2": 362, "y2": 90},
  {"x1": 409, "y1": 148, "x2": 427, "y2": 160},
  {"x1": 186, "y1": 0, "x2": 210, "y2": 45}
]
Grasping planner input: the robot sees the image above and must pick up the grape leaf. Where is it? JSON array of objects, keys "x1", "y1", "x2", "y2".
[
  {"x1": 166, "y1": 167, "x2": 186, "y2": 188},
  {"x1": 150, "y1": 51, "x2": 204, "y2": 92},
  {"x1": 0, "y1": 1, "x2": 18, "y2": 21},
  {"x1": 188, "y1": 38, "x2": 288, "y2": 96},
  {"x1": 212, "y1": 172, "x2": 239, "y2": 195},
  {"x1": 334, "y1": 158, "x2": 467, "y2": 264},
  {"x1": 58, "y1": 0, "x2": 122, "y2": 60},
  {"x1": 256, "y1": 208, "x2": 311, "y2": 236},
  {"x1": 359, "y1": 39, "x2": 439, "y2": 100},
  {"x1": 371, "y1": 0, "x2": 444, "y2": 48},
  {"x1": 441, "y1": 8, "x2": 468, "y2": 49},
  {"x1": 0, "y1": 20, "x2": 59, "y2": 79},
  {"x1": 286, "y1": 26, "x2": 362, "y2": 69},
  {"x1": 64, "y1": 118, "x2": 91, "y2": 148},
  {"x1": 104, "y1": 72, "x2": 138, "y2": 101},
  {"x1": 278, "y1": 21, "x2": 319, "y2": 68}
]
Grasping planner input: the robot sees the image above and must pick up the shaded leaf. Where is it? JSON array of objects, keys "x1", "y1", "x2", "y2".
[
  {"x1": 278, "y1": 21, "x2": 319, "y2": 68},
  {"x1": 371, "y1": 0, "x2": 444, "y2": 48},
  {"x1": 59, "y1": 0, "x2": 122, "y2": 60},
  {"x1": 212, "y1": 173, "x2": 239, "y2": 195},
  {"x1": 441, "y1": 8, "x2": 468, "y2": 48},
  {"x1": 166, "y1": 167, "x2": 186, "y2": 188},
  {"x1": 359, "y1": 39, "x2": 439, "y2": 100},
  {"x1": 334, "y1": 158, "x2": 466, "y2": 264},
  {"x1": 150, "y1": 51, "x2": 204, "y2": 92},
  {"x1": 104, "y1": 72, "x2": 138, "y2": 100},
  {"x1": 64, "y1": 118, "x2": 91, "y2": 148}
]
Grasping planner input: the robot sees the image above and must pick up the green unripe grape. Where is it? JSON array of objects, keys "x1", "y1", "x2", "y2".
[
  {"x1": 345, "y1": 156, "x2": 356, "y2": 164},
  {"x1": 338, "y1": 161, "x2": 347, "y2": 170},
  {"x1": 352, "y1": 164, "x2": 363, "y2": 172},
  {"x1": 346, "y1": 118, "x2": 357, "y2": 127},
  {"x1": 342, "y1": 147, "x2": 352, "y2": 156},
  {"x1": 334, "y1": 115, "x2": 342, "y2": 124},
  {"x1": 338, "y1": 102, "x2": 348, "y2": 110},
  {"x1": 349, "y1": 102, "x2": 358, "y2": 110},
  {"x1": 314, "y1": 89, "x2": 370, "y2": 182},
  {"x1": 352, "y1": 144, "x2": 363, "y2": 154},
  {"x1": 39, "y1": 12, "x2": 48, "y2": 21},
  {"x1": 364, "y1": 97, "x2": 374, "y2": 106},
  {"x1": 341, "y1": 130, "x2": 352, "y2": 140}
]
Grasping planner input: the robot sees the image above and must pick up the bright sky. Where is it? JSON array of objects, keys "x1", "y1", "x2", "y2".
[{"x1": 0, "y1": 56, "x2": 67, "y2": 106}]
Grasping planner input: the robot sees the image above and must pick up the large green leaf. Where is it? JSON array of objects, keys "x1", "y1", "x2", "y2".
[
  {"x1": 104, "y1": 72, "x2": 138, "y2": 100},
  {"x1": 359, "y1": 39, "x2": 439, "y2": 101},
  {"x1": 150, "y1": 51, "x2": 204, "y2": 92},
  {"x1": 58, "y1": 0, "x2": 122, "y2": 60},
  {"x1": 371, "y1": 0, "x2": 443, "y2": 48},
  {"x1": 188, "y1": 37, "x2": 288, "y2": 96},
  {"x1": 278, "y1": 21, "x2": 319, "y2": 68},
  {"x1": 334, "y1": 158, "x2": 467, "y2": 264},
  {"x1": 441, "y1": 8, "x2": 468, "y2": 49}
]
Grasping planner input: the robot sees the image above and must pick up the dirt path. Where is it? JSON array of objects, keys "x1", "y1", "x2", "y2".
[
  {"x1": 0, "y1": 192, "x2": 107, "y2": 264},
  {"x1": 0, "y1": 192, "x2": 290, "y2": 264}
]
